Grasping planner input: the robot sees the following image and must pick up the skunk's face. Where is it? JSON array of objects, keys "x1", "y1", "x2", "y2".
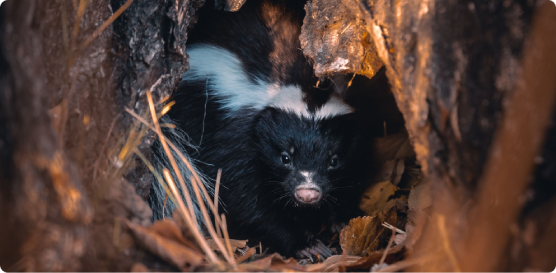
[{"x1": 253, "y1": 107, "x2": 357, "y2": 208}]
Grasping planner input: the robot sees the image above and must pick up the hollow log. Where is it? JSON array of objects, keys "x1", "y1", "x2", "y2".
[
  {"x1": 1, "y1": 0, "x2": 555, "y2": 271},
  {"x1": 0, "y1": 0, "x2": 201, "y2": 270}
]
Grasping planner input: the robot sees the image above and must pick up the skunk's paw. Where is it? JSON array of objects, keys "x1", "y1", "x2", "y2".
[{"x1": 296, "y1": 239, "x2": 333, "y2": 262}]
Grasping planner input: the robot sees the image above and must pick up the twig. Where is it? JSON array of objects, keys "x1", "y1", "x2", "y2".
[
  {"x1": 162, "y1": 169, "x2": 219, "y2": 264},
  {"x1": 378, "y1": 228, "x2": 396, "y2": 268},
  {"x1": 147, "y1": 90, "x2": 219, "y2": 264},
  {"x1": 124, "y1": 107, "x2": 225, "y2": 227},
  {"x1": 79, "y1": 0, "x2": 135, "y2": 53},
  {"x1": 381, "y1": 222, "x2": 405, "y2": 234},
  {"x1": 214, "y1": 169, "x2": 222, "y2": 238},
  {"x1": 221, "y1": 214, "x2": 235, "y2": 263},
  {"x1": 340, "y1": 22, "x2": 352, "y2": 34},
  {"x1": 146, "y1": 92, "x2": 235, "y2": 267}
]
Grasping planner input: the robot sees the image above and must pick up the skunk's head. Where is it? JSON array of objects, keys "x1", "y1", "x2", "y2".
[{"x1": 253, "y1": 104, "x2": 359, "y2": 208}]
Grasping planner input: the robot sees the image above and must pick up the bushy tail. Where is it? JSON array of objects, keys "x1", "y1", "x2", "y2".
[{"x1": 147, "y1": 116, "x2": 214, "y2": 225}]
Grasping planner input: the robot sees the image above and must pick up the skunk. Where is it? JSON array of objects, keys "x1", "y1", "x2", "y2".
[{"x1": 148, "y1": 0, "x2": 381, "y2": 258}]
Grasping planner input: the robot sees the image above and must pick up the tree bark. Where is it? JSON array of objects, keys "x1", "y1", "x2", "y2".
[{"x1": 0, "y1": 0, "x2": 202, "y2": 270}]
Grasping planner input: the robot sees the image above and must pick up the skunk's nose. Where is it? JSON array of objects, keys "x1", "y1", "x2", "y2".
[{"x1": 295, "y1": 188, "x2": 321, "y2": 204}]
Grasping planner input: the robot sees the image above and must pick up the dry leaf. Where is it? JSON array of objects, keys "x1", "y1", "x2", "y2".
[
  {"x1": 237, "y1": 253, "x2": 304, "y2": 271},
  {"x1": 127, "y1": 220, "x2": 204, "y2": 269},
  {"x1": 345, "y1": 244, "x2": 404, "y2": 271},
  {"x1": 305, "y1": 255, "x2": 361, "y2": 272},
  {"x1": 148, "y1": 219, "x2": 199, "y2": 251},
  {"x1": 408, "y1": 181, "x2": 432, "y2": 210},
  {"x1": 340, "y1": 209, "x2": 398, "y2": 256},
  {"x1": 206, "y1": 238, "x2": 248, "y2": 253},
  {"x1": 171, "y1": 210, "x2": 197, "y2": 244},
  {"x1": 359, "y1": 181, "x2": 399, "y2": 216}
]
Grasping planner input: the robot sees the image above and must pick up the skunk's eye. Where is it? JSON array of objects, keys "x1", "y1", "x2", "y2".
[
  {"x1": 281, "y1": 153, "x2": 291, "y2": 165},
  {"x1": 329, "y1": 155, "x2": 339, "y2": 168}
]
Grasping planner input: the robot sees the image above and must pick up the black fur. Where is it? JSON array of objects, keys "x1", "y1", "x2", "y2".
[{"x1": 148, "y1": 0, "x2": 383, "y2": 256}]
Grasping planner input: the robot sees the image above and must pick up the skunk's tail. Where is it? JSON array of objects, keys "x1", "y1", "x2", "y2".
[{"x1": 147, "y1": 116, "x2": 214, "y2": 224}]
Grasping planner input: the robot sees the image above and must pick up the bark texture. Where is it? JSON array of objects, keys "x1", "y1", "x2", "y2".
[
  {"x1": 301, "y1": 0, "x2": 555, "y2": 270},
  {"x1": 0, "y1": 1, "x2": 93, "y2": 270},
  {"x1": 300, "y1": 0, "x2": 383, "y2": 79},
  {"x1": 0, "y1": 0, "x2": 202, "y2": 270}
]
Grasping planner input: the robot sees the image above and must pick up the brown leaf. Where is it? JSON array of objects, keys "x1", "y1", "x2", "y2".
[
  {"x1": 206, "y1": 238, "x2": 248, "y2": 253},
  {"x1": 344, "y1": 244, "x2": 404, "y2": 271},
  {"x1": 127, "y1": 220, "x2": 204, "y2": 269},
  {"x1": 305, "y1": 255, "x2": 361, "y2": 272},
  {"x1": 237, "y1": 253, "x2": 305, "y2": 271},
  {"x1": 359, "y1": 181, "x2": 399, "y2": 216},
  {"x1": 340, "y1": 209, "x2": 398, "y2": 256},
  {"x1": 171, "y1": 210, "x2": 197, "y2": 244},
  {"x1": 408, "y1": 181, "x2": 432, "y2": 210},
  {"x1": 149, "y1": 219, "x2": 201, "y2": 252}
]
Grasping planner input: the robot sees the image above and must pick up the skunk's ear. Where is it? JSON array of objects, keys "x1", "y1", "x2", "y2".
[{"x1": 252, "y1": 107, "x2": 279, "y2": 135}]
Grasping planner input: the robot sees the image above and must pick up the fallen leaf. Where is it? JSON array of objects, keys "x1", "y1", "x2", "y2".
[
  {"x1": 148, "y1": 219, "x2": 200, "y2": 251},
  {"x1": 408, "y1": 181, "x2": 432, "y2": 210},
  {"x1": 236, "y1": 247, "x2": 256, "y2": 263},
  {"x1": 127, "y1": 220, "x2": 204, "y2": 269},
  {"x1": 359, "y1": 181, "x2": 399, "y2": 216},
  {"x1": 237, "y1": 253, "x2": 304, "y2": 271},
  {"x1": 344, "y1": 244, "x2": 404, "y2": 271},
  {"x1": 340, "y1": 209, "x2": 398, "y2": 256},
  {"x1": 206, "y1": 238, "x2": 248, "y2": 253},
  {"x1": 171, "y1": 210, "x2": 197, "y2": 244},
  {"x1": 305, "y1": 255, "x2": 361, "y2": 272}
]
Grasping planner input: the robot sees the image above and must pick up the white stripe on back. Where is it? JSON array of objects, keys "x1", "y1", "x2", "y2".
[{"x1": 183, "y1": 45, "x2": 353, "y2": 119}]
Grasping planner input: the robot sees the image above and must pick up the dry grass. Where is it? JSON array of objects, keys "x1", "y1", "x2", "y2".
[{"x1": 123, "y1": 91, "x2": 241, "y2": 270}]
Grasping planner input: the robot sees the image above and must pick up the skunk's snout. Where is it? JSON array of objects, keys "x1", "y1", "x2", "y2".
[
  {"x1": 295, "y1": 187, "x2": 321, "y2": 204},
  {"x1": 293, "y1": 171, "x2": 322, "y2": 204}
]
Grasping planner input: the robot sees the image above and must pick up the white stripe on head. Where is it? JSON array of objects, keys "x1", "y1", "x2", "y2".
[
  {"x1": 298, "y1": 171, "x2": 318, "y2": 189},
  {"x1": 316, "y1": 95, "x2": 353, "y2": 119},
  {"x1": 269, "y1": 86, "x2": 353, "y2": 119},
  {"x1": 183, "y1": 45, "x2": 353, "y2": 119}
]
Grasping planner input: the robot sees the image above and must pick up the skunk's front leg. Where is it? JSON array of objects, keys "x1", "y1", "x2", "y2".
[{"x1": 260, "y1": 220, "x2": 332, "y2": 261}]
